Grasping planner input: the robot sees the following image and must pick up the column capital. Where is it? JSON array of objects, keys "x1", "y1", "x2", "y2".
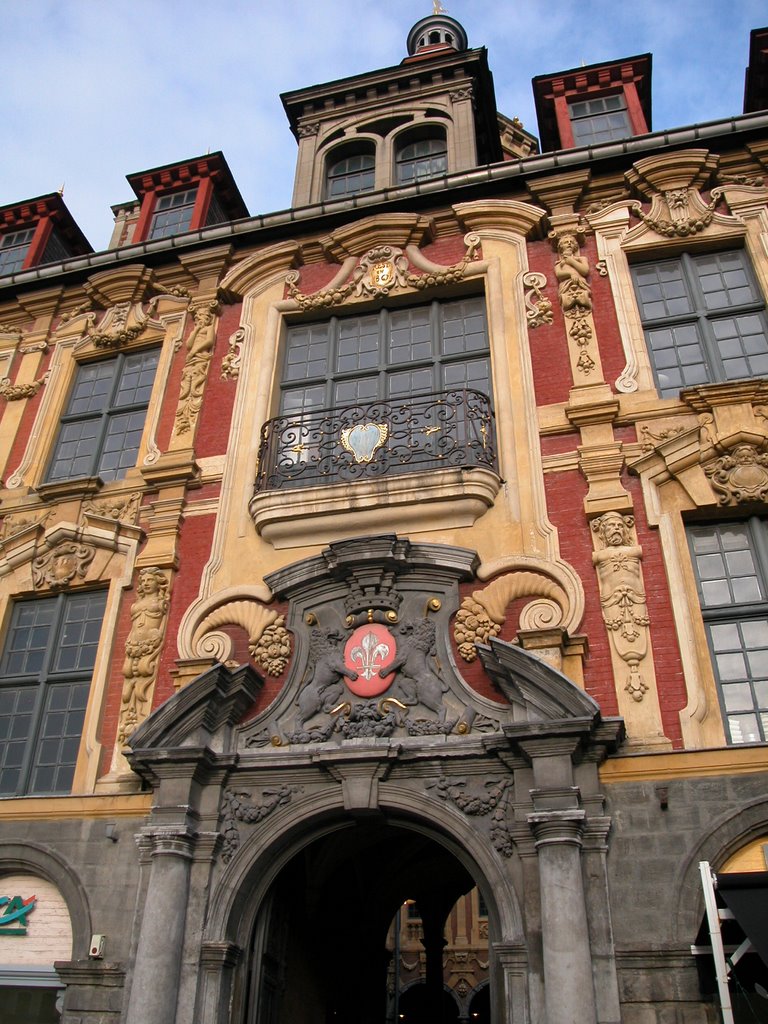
[
  {"x1": 528, "y1": 809, "x2": 586, "y2": 847},
  {"x1": 136, "y1": 824, "x2": 197, "y2": 860},
  {"x1": 200, "y1": 940, "x2": 242, "y2": 969}
]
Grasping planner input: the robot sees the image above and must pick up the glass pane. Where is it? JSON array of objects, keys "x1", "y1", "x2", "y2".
[
  {"x1": 389, "y1": 307, "x2": 433, "y2": 364},
  {"x1": 283, "y1": 324, "x2": 330, "y2": 383},
  {"x1": 693, "y1": 251, "x2": 759, "y2": 310},
  {"x1": 0, "y1": 686, "x2": 35, "y2": 795},
  {"x1": 690, "y1": 524, "x2": 763, "y2": 607},
  {"x1": 29, "y1": 681, "x2": 89, "y2": 794},
  {"x1": 67, "y1": 359, "x2": 116, "y2": 415},
  {"x1": 1, "y1": 598, "x2": 56, "y2": 676},
  {"x1": 53, "y1": 591, "x2": 106, "y2": 673},
  {"x1": 114, "y1": 349, "x2": 160, "y2": 407},
  {"x1": 337, "y1": 316, "x2": 380, "y2": 373}
]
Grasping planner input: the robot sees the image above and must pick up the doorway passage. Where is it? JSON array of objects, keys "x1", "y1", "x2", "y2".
[{"x1": 246, "y1": 819, "x2": 494, "y2": 1024}]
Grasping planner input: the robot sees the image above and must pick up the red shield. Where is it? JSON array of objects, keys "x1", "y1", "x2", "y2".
[{"x1": 344, "y1": 624, "x2": 397, "y2": 697}]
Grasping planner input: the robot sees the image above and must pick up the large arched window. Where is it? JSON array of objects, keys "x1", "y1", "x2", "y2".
[
  {"x1": 395, "y1": 131, "x2": 447, "y2": 185},
  {"x1": 325, "y1": 144, "x2": 376, "y2": 199}
]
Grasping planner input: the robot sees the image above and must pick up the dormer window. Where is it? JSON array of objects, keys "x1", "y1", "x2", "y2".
[
  {"x1": 532, "y1": 54, "x2": 651, "y2": 152},
  {"x1": 568, "y1": 94, "x2": 631, "y2": 146},
  {"x1": 395, "y1": 131, "x2": 448, "y2": 184},
  {"x1": 325, "y1": 145, "x2": 376, "y2": 199},
  {"x1": 148, "y1": 187, "x2": 198, "y2": 240},
  {"x1": 126, "y1": 153, "x2": 248, "y2": 245},
  {"x1": 0, "y1": 228, "x2": 36, "y2": 276},
  {"x1": 0, "y1": 194, "x2": 92, "y2": 278}
]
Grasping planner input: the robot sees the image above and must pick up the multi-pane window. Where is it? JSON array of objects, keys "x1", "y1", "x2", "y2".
[
  {"x1": 47, "y1": 349, "x2": 159, "y2": 483},
  {"x1": 325, "y1": 148, "x2": 376, "y2": 199},
  {"x1": 279, "y1": 297, "x2": 490, "y2": 416},
  {"x1": 568, "y1": 94, "x2": 631, "y2": 146},
  {"x1": 396, "y1": 134, "x2": 448, "y2": 185},
  {"x1": 148, "y1": 187, "x2": 198, "y2": 240},
  {"x1": 0, "y1": 590, "x2": 106, "y2": 795},
  {"x1": 688, "y1": 519, "x2": 768, "y2": 744},
  {"x1": 632, "y1": 251, "x2": 768, "y2": 398},
  {"x1": 0, "y1": 227, "x2": 36, "y2": 277}
]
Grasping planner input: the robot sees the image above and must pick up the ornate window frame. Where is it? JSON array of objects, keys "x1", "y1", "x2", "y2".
[
  {"x1": 613, "y1": 151, "x2": 768, "y2": 748},
  {"x1": 6, "y1": 272, "x2": 185, "y2": 493}
]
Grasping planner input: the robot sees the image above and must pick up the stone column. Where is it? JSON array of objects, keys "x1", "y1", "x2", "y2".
[
  {"x1": 420, "y1": 907, "x2": 448, "y2": 1024},
  {"x1": 529, "y1": 810, "x2": 597, "y2": 1024},
  {"x1": 124, "y1": 826, "x2": 196, "y2": 1024}
]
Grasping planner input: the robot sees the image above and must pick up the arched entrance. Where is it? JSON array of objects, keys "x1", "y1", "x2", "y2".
[{"x1": 245, "y1": 820, "x2": 483, "y2": 1024}]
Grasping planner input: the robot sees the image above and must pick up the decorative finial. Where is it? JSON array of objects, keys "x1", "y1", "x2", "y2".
[
  {"x1": 433, "y1": 1, "x2": 447, "y2": 13},
  {"x1": 57, "y1": 182, "x2": 65, "y2": 196}
]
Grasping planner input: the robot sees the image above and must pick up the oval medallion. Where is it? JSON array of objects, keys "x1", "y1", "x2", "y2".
[{"x1": 344, "y1": 624, "x2": 397, "y2": 697}]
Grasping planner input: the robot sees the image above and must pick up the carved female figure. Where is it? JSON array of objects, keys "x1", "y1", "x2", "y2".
[
  {"x1": 119, "y1": 567, "x2": 170, "y2": 743},
  {"x1": 554, "y1": 233, "x2": 592, "y2": 315}
]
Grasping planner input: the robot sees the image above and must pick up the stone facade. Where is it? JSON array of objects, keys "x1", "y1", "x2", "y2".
[{"x1": 0, "y1": 13, "x2": 767, "y2": 1024}]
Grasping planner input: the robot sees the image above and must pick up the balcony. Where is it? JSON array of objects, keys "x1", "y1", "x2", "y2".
[{"x1": 250, "y1": 389, "x2": 500, "y2": 548}]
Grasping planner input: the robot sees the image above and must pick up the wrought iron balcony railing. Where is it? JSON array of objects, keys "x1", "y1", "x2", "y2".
[{"x1": 254, "y1": 388, "x2": 497, "y2": 491}]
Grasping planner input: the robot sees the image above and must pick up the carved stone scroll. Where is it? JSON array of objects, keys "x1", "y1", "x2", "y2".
[
  {"x1": 454, "y1": 572, "x2": 567, "y2": 662},
  {"x1": 591, "y1": 513, "x2": 650, "y2": 702},
  {"x1": 221, "y1": 326, "x2": 244, "y2": 381},
  {"x1": 174, "y1": 300, "x2": 218, "y2": 436},
  {"x1": 194, "y1": 598, "x2": 292, "y2": 676},
  {"x1": 522, "y1": 272, "x2": 553, "y2": 328},
  {"x1": 118, "y1": 567, "x2": 171, "y2": 746}
]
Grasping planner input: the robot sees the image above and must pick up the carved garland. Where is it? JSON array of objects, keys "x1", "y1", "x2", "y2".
[
  {"x1": 0, "y1": 374, "x2": 48, "y2": 401},
  {"x1": 220, "y1": 785, "x2": 301, "y2": 863},
  {"x1": 285, "y1": 233, "x2": 481, "y2": 312},
  {"x1": 630, "y1": 186, "x2": 722, "y2": 239},
  {"x1": 428, "y1": 773, "x2": 514, "y2": 858}
]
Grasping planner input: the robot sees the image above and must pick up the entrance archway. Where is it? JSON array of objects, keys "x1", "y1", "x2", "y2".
[{"x1": 245, "y1": 819, "x2": 483, "y2": 1024}]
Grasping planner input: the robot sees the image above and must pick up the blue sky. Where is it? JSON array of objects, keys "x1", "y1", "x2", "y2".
[{"x1": 2, "y1": 1, "x2": 765, "y2": 250}]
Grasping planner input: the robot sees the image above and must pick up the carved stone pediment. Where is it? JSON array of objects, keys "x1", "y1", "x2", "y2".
[
  {"x1": 622, "y1": 149, "x2": 746, "y2": 251},
  {"x1": 171, "y1": 536, "x2": 600, "y2": 753},
  {"x1": 629, "y1": 382, "x2": 768, "y2": 511},
  {"x1": 285, "y1": 232, "x2": 481, "y2": 312}
]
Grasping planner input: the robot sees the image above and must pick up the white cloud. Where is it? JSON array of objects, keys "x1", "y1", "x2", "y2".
[{"x1": 1, "y1": 0, "x2": 764, "y2": 248}]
